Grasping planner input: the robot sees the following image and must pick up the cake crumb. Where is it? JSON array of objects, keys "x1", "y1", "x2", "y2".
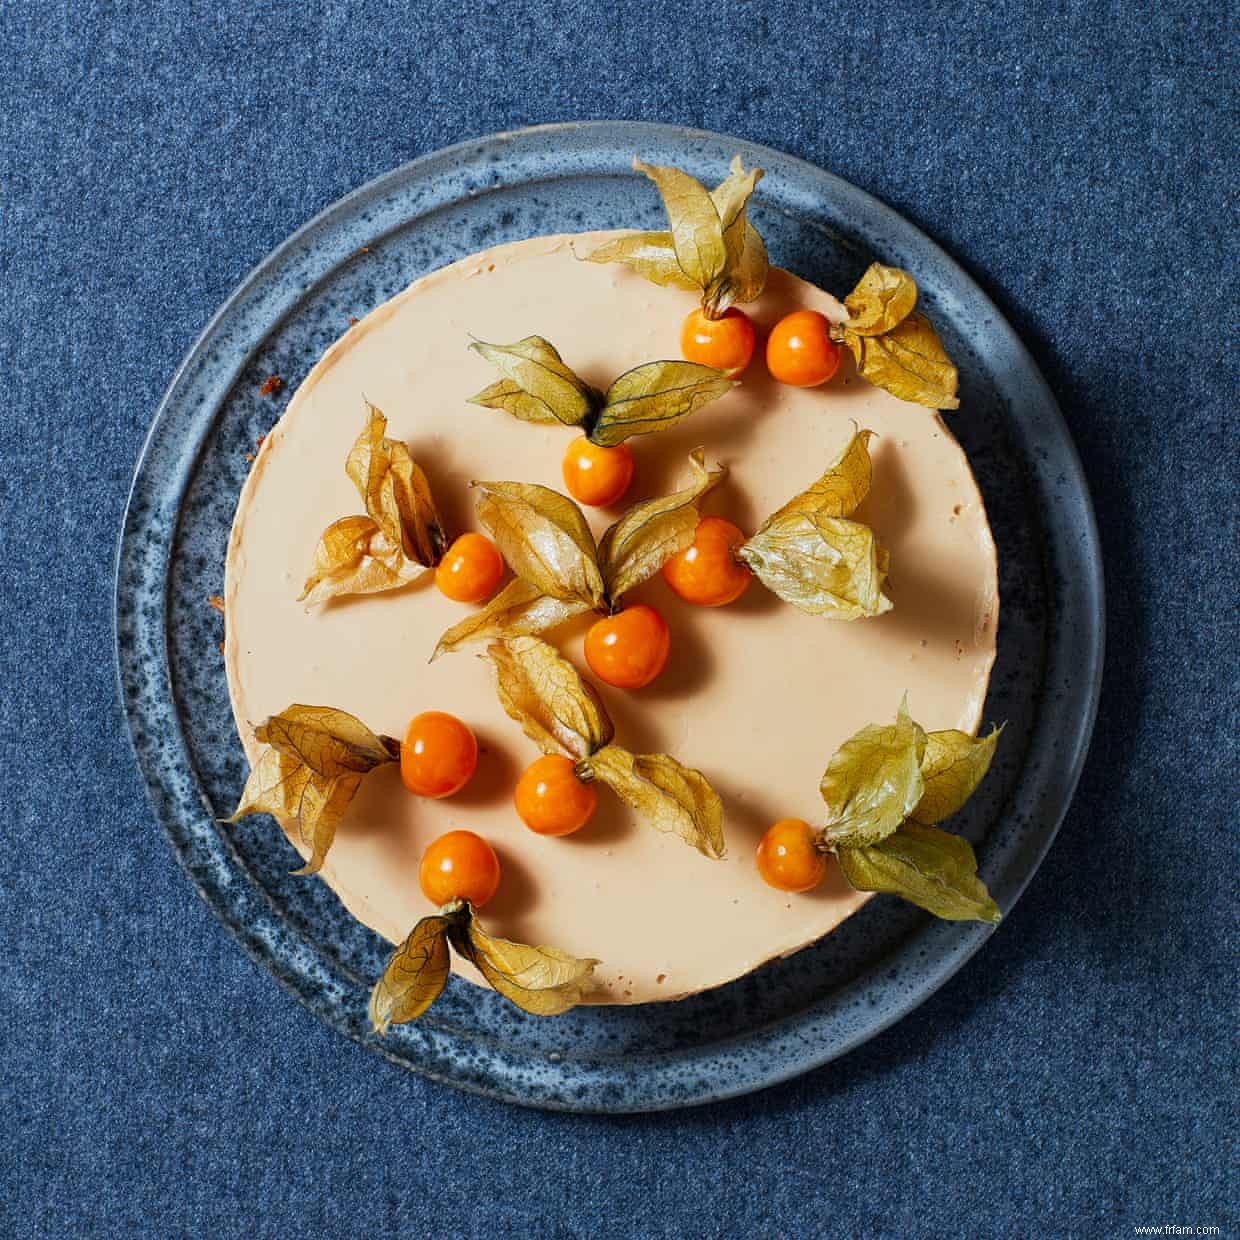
[
  {"x1": 258, "y1": 375, "x2": 284, "y2": 397},
  {"x1": 656, "y1": 973, "x2": 667, "y2": 985},
  {"x1": 348, "y1": 315, "x2": 360, "y2": 326},
  {"x1": 218, "y1": 641, "x2": 226, "y2": 656},
  {"x1": 952, "y1": 503, "x2": 962, "y2": 516},
  {"x1": 954, "y1": 638, "x2": 964, "y2": 657},
  {"x1": 207, "y1": 595, "x2": 225, "y2": 614}
]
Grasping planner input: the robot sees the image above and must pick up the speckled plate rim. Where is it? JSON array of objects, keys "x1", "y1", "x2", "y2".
[{"x1": 115, "y1": 121, "x2": 1104, "y2": 1112}]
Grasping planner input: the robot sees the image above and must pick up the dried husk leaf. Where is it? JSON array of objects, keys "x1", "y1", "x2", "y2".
[
  {"x1": 346, "y1": 405, "x2": 447, "y2": 566},
  {"x1": 369, "y1": 914, "x2": 453, "y2": 1033},
  {"x1": 838, "y1": 822, "x2": 1001, "y2": 923},
  {"x1": 470, "y1": 379, "x2": 564, "y2": 427},
  {"x1": 632, "y1": 158, "x2": 727, "y2": 291},
  {"x1": 708, "y1": 217, "x2": 768, "y2": 316},
  {"x1": 483, "y1": 636, "x2": 614, "y2": 761},
  {"x1": 705, "y1": 156, "x2": 769, "y2": 314},
  {"x1": 302, "y1": 407, "x2": 446, "y2": 604},
  {"x1": 452, "y1": 914, "x2": 598, "y2": 1016},
  {"x1": 763, "y1": 429, "x2": 875, "y2": 525},
  {"x1": 226, "y1": 747, "x2": 364, "y2": 875},
  {"x1": 473, "y1": 481, "x2": 605, "y2": 608},
  {"x1": 386, "y1": 450, "x2": 445, "y2": 567},
  {"x1": 738, "y1": 512, "x2": 892, "y2": 619},
  {"x1": 596, "y1": 450, "x2": 725, "y2": 603},
  {"x1": 582, "y1": 231, "x2": 699, "y2": 289},
  {"x1": 258, "y1": 705, "x2": 397, "y2": 769},
  {"x1": 843, "y1": 263, "x2": 918, "y2": 336},
  {"x1": 299, "y1": 515, "x2": 428, "y2": 606},
  {"x1": 225, "y1": 705, "x2": 398, "y2": 875},
  {"x1": 912, "y1": 727, "x2": 1003, "y2": 825},
  {"x1": 584, "y1": 744, "x2": 725, "y2": 860},
  {"x1": 819, "y1": 699, "x2": 927, "y2": 848},
  {"x1": 710, "y1": 155, "x2": 763, "y2": 236},
  {"x1": 603, "y1": 157, "x2": 769, "y2": 313},
  {"x1": 432, "y1": 578, "x2": 591, "y2": 658},
  {"x1": 469, "y1": 336, "x2": 597, "y2": 427},
  {"x1": 591, "y1": 361, "x2": 736, "y2": 447},
  {"x1": 843, "y1": 313, "x2": 960, "y2": 410}
]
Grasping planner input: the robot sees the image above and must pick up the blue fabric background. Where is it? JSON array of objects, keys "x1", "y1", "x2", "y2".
[{"x1": 2, "y1": 1, "x2": 1235, "y2": 1235}]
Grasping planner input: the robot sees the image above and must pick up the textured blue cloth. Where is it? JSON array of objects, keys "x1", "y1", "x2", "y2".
[{"x1": 2, "y1": 1, "x2": 1236, "y2": 1236}]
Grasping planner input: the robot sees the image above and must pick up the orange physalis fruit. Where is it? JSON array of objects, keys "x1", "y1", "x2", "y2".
[
  {"x1": 766, "y1": 310, "x2": 841, "y2": 387},
  {"x1": 661, "y1": 515, "x2": 752, "y2": 607},
  {"x1": 562, "y1": 436, "x2": 635, "y2": 508},
  {"x1": 583, "y1": 603, "x2": 671, "y2": 690},
  {"x1": 514, "y1": 754, "x2": 598, "y2": 837},
  {"x1": 419, "y1": 829, "x2": 501, "y2": 907},
  {"x1": 435, "y1": 532, "x2": 505, "y2": 603},
  {"x1": 680, "y1": 307, "x2": 756, "y2": 376},
  {"x1": 756, "y1": 818, "x2": 828, "y2": 893},
  {"x1": 400, "y1": 711, "x2": 478, "y2": 799}
]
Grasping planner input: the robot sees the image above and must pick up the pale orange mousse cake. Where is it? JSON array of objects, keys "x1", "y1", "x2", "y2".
[{"x1": 224, "y1": 232, "x2": 999, "y2": 1004}]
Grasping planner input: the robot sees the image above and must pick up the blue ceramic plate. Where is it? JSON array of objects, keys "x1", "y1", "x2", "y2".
[{"x1": 115, "y1": 122, "x2": 1103, "y2": 1112}]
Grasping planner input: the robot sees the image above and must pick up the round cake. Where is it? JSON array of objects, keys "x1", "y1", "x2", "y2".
[{"x1": 224, "y1": 231, "x2": 998, "y2": 1005}]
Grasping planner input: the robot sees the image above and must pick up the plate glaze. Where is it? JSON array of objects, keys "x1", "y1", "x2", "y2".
[{"x1": 115, "y1": 122, "x2": 1103, "y2": 1112}]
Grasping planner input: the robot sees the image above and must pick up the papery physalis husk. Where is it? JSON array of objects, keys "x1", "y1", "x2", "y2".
[
  {"x1": 586, "y1": 155, "x2": 769, "y2": 318},
  {"x1": 469, "y1": 336, "x2": 735, "y2": 446},
  {"x1": 484, "y1": 634, "x2": 613, "y2": 760},
  {"x1": 582, "y1": 745, "x2": 725, "y2": 861},
  {"x1": 370, "y1": 900, "x2": 598, "y2": 1031},
  {"x1": 837, "y1": 821, "x2": 999, "y2": 923},
  {"x1": 471, "y1": 480, "x2": 606, "y2": 608},
  {"x1": 834, "y1": 264, "x2": 959, "y2": 409},
  {"x1": 595, "y1": 449, "x2": 723, "y2": 601},
  {"x1": 450, "y1": 914, "x2": 599, "y2": 1016},
  {"x1": 300, "y1": 405, "x2": 449, "y2": 605},
  {"x1": 368, "y1": 913, "x2": 454, "y2": 1032},
  {"x1": 812, "y1": 699, "x2": 1002, "y2": 922},
  {"x1": 482, "y1": 636, "x2": 724, "y2": 858},
  {"x1": 433, "y1": 579, "x2": 593, "y2": 661},
  {"x1": 468, "y1": 336, "x2": 598, "y2": 427},
  {"x1": 819, "y1": 697, "x2": 928, "y2": 848},
  {"x1": 225, "y1": 704, "x2": 399, "y2": 875},
  {"x1": 737, "y1": 428, "x2": 892, "y2": 619}
]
